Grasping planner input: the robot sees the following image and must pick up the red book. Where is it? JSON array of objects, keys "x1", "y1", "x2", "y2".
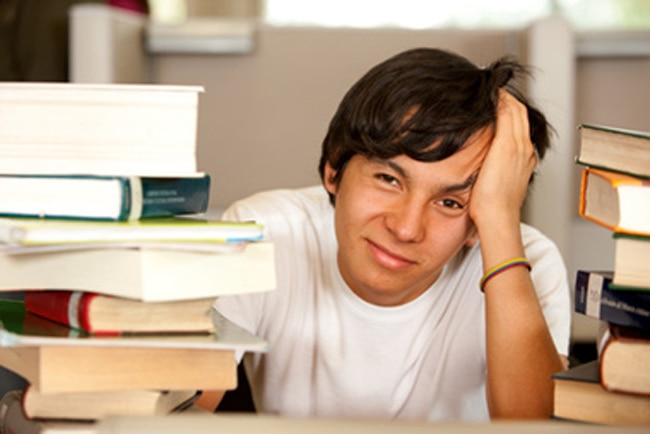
[{"x1": 24, "y1": 290, "x2": 216, "y2": 335}]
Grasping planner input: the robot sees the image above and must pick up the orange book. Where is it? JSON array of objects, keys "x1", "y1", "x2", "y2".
[{"x1": 579, "y1": 167, "x2": 650, "y2": 236}]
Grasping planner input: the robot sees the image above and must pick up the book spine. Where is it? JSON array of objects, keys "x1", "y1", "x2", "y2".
[
  {"x1": 137, "y1": 174, "x2": 210, "y2": 219},
  {"x1": 23, "y1": 291, "x2": 97, "y2": 333},
  {"x1": 575, "y1": 270, "x2": 650, "y2": 332}
]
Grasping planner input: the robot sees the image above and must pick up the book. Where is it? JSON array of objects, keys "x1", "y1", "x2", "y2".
[
  {"x1": 0, "y1": 82, "x2": 202, "y2": 177},
  {"x1": 552, "y1": 360, "x2": 650, "y2": 425},
  {"x1": 0, "y1": 345, "x2": 237, "y2": 394},
  {"x1": 0, "y1": 300, "x2": 267, "y2": 352},
  {"x1": 0, "y1": 241, "x2": 275, "y2": 302},
  {"x1": 574, "y1": 270, "x2": 650, "y2": 331},
  {"x1": 0, "y1": 390, "x2": 96, "y2": 434},
  {"x1": 0, "y1": 301, "x2": 265, "y2": 393},
  {"x1": 599, "y1": 323, "x2": 650, "y2": 396},
  {"x1": 613, "y1": 233, "x2": 650, "y2": 289},
  {"x1": 21, "y1": 388, "x2": 199, "y2": 421},
  {"x1": 579, "y1": 167, "x2": 650, "y2": 236},
  {"x1": 577, "y1": 124, "x2": 650, "y2": 178},
  {"x1": 0, "y1": 173, "x2": 210, "y2": 221},
  {"x1": 0, "y1": 217, "x2": 263, "y2": 246},
  {"x1": 23, "y1": 291, "x2": 216, "y2": 334}
]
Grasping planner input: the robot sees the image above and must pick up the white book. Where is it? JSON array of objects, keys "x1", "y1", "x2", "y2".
[
  {"x1": 0, "y1": 241, "x2": 275, "y2": 302},
  {"x1": 0, "y1": 82, "x2": 202, "y2": 177}
]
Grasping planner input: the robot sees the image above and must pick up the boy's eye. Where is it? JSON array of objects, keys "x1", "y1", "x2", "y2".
[
  {"x1": 439, "y1": 198, "x2": 463, "y2": 209},
  {"x1": 376, "y1": 173, "x2": 398, "y2": 185}
]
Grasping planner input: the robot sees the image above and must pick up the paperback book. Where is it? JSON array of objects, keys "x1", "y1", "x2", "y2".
[{"x1": 0, "y1": 216, "x2": 263, "y2": 246}]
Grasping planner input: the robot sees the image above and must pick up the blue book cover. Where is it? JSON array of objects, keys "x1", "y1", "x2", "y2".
[{"x1": 575, "y1": 270, "x2": 650, "y2": 332}]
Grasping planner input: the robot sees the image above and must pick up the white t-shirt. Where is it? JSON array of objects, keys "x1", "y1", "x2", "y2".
[{"x1": 215, "y1": 185, "x2": 571, "y2": 422}]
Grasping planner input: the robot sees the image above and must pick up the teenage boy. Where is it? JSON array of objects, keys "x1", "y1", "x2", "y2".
[{"x1": 199, "y1": 47, "x2": 571, "y2": 421}]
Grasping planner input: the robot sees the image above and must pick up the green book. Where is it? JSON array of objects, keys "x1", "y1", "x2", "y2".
[
  {"x1": 613, "y1": 233, "x2": 650, "y2": 290},
  {"x1": 577, "y1": 123, "x2": 650, "y2": 179},
  {"x1": 0, "y1": 173, "x2": 211, "y2": 221}
]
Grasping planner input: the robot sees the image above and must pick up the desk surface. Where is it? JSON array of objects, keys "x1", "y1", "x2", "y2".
[{"x1": 79, "y1": 413, "x2": 648, "y2": 434}]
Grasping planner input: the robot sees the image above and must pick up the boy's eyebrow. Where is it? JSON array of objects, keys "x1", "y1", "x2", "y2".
[
  {"x1": 441, "y1": 171, "x2": 479, "y2": 193},
  {"x1": 381, "y1": 158, "x2": 480, "y2": 193}
]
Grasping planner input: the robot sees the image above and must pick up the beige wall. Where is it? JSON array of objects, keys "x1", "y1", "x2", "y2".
[
  {"x1": 73, "y1": 15, "x2": 649, "y2": 343},
  {"x1": 149, "y1": 25, "x2": 518, "y2": 209}
]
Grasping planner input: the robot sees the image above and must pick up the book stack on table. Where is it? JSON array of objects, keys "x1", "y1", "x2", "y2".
[
  {"x1": 0, "y1": 82, "x2": 276, "y2": 431},
  {"x1": 551, "y1": 124, "x2": 650, "y2": 425}
]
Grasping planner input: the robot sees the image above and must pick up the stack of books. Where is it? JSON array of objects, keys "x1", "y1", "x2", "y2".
[
  {"x1": 0, "y1": 82, "x2": 276, "y2": 431},
  {"x1": 552, "y1": 124, "x2": 650, "y2": 425}
]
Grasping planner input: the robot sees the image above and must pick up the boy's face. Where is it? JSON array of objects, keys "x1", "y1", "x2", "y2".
[{"x1": 324, "y1": 128, "x2": 492, "y2": 306}]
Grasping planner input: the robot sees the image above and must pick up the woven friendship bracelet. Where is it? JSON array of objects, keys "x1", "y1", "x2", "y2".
[{"x1": 479, "y1": 257, "x2": 532, "y2": 293}]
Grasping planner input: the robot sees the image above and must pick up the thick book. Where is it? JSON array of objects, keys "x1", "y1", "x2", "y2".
[
  {"x1": 552, "y1": 360, "x2": 650, "y2": 425},
  {"x1": 0, "y1": 301, "x2": 264, "y2": 393},
  {"x1": 577, "y1": 123, "x2": 650, "y2": 178},
  {"x1": 22, "y1": 387, "x2": 199, "y2": 421},
  {"x1": 0, "y1": 241, "x2": 275, "y2": 302},
  {"x1": 0, "y1": 82, "x2": 202, "y2": 177},
  {"x1": 0, "y1": 217, "x2": 263, "y2": 246},
  {"x1": 0, "y1": 390, "x2": 96, "y2": 434},
  {"x1": 574, "y1": 270, "x2": 650, "y2": 331},
  {"x1": 599, "y1": 323, "x2": 650, "y2": 396},
  {"x1": 0, "y1": 173, "x2": 210, "y2": 221},
  {"x1": 23, "y1": 291, "x2": 216, "y2": 334},
  {"x1": 579, "y1": 167, "x2": 650, "y2": 236},
  {"x1": 613, "y1": 233, "x2": 650, "y2": 290}
]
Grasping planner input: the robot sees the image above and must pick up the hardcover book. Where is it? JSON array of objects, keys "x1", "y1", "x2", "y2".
[
  {"x1": 552, "y1": 361, "x2": 650, "y2": 425},
  {"x1": 0, "y1": 173, "x2": 210, "y2": 221},
  {"x1": 599, "y1": 323, "x2": 650, "y2": 396},
  {"x1": 574, "y1": 270, "x2": 650, "y2": 331},
  {"x1": 0, "y1": 300, "x2": 267, "y2": 352},
  {"x1": 613, "y1": 233, "x2": 650, "y2": 290},
  {"x1": 577, "y1": 124, "x2": 650, "y2": 178},
  {"x1": 21, "y1": 388, "x2": 199, "y2": 421},
  {"x1": 23, "y1": 291, "x2": 216, "y2": 334},
  {"x1": 0, "y1": 390, "x2": 96, "y2": 434},
  {"x1": 579, "y1": 167, "x2": 650, "y2": 236},
  {"x1": 0, "y1": 82, "x2": 203, "y2": 177}
]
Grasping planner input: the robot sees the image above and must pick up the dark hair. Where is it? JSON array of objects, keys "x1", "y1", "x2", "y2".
[{"x1": 318, "y1": 47, "x2": 551, "y2": 204}]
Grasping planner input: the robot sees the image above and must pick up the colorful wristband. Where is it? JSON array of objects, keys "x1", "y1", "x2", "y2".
[{"x1": 479, "y1": 257, "x2": 532, "y2": 293}]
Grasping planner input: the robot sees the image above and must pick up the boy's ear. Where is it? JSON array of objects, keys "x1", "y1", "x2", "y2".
[
  {"x1": 464, "y1": 228, "x2": 479, "y2": 248},
  {"x1": 323, "y1": 163, "x2": 338, "y2": 195}
]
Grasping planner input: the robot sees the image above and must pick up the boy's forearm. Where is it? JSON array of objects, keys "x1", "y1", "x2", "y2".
[
  {"x1": 194, "y1": 390, "x2": 226, "y2": 413},
  {"x1": 478, "y1": 219, "x2": 565, "y2": 419}
]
